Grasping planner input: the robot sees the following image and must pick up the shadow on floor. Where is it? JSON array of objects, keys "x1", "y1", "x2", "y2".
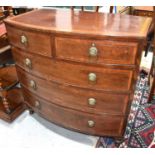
[{"x1": 31, "y1": 112, "x2": 98, "y2": 146}]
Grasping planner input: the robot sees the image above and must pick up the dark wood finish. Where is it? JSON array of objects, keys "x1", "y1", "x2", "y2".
[
  {"x1": 132, "y1": 7, "x2": 154, "y2": 43},
  {"x1": 17, "y1": 67, "x2": 130, "y2": 116},
  {"x1": 55, "y1": 37, "x2": 138, "y2": 65},
  {"x1": 12, "y1": 42, "x2": 137, "y2": 70},
  {"x1": 23, "y1": 88, "x2": 126, "y2": 137},
  {"x1": 0, "y1": 29, "x2": 8, "y2": 48},
  {"x1": 0, "y1": 66, "x2": 18, "y2": 113},
  {"x1": 0, "y1": 88, "x2": 25, "y2": 122},
  {"x1": 110, "y1": 6, "x2": 114, "y2": 13},
  {"x1": 0, "y1": 50, "x2": 14, "y2": 66},
  {"x1": 0, "y1": 18, "x2": 12, "y2": 65},
  {"x1": 13, "y1": 48, "x2": 133, "y2": 92},
  {"x1": 0, "y1": 66, "x2": 25, "y2": 122},
  {"x1": 0, "y1": 66, "x2": 18, "y2": 88},
  {"x1": 0, "y1": 65, "x2": 25, "y2": 122},
  {"x1": 6, "y1": 25, "x2": 52, "y2": 57},
  {"x1": 4, "y1": 9, "x2": 152, "y2": 136},
  {"x1": 5, "y1": 9, "x2": 151, "y2": 39},
  {"x1": 0, "y1": 7, "x2": 25, "y2": 122}
]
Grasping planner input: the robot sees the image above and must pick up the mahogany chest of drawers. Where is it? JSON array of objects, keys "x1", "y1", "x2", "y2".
[{"x1": 4, "y1": 9, "x2": 152, "y2": 138}]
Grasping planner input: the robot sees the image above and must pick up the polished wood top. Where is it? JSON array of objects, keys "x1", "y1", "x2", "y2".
[{"x1": 5, "y1": 9, "x2": 152, "y2": 39}]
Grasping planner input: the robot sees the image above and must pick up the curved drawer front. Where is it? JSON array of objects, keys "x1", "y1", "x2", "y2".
[
  {"x1": 17, "y1": 67, "x2": 130, "y2": 115},
  {"x1": 23, "y1": 88, "x2": 126, "y2": 137},
  {"x1": 13, "y1": 48, "x2": 133, "y2": 92},
  {"x1": 55, "y1": 37, "x2": 138, "y2": 65},
  {"x1": 6, "y1": 25, "x2": 52, "y2": 57}
]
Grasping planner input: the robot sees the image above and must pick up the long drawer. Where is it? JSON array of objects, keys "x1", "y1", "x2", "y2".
[
  {"x1": 13, "y1": 48, "x2": 134, "y2": 92},
  {"x1": 6, "y1": 25, "x2": 52, "y2": 57},
  {"x1": 55, "y1": 37, "x2": 138, "y2": 65},
  {"x1": 17, "y1": 67, "x2": 130, "y2": 115},
  {"x1": 23, "y1": 88, "x2": 126, "y2": 137}
]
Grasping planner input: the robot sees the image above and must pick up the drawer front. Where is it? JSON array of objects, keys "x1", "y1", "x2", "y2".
[
  {"x1": 6, "y1": 25, "x2": 52, "y2": 57},
  {"x1": 17, "y1": 67, "x2": 130, "y2": 115},
  {"x1": 13, "y1": 48, "x2": 134, "y2": 92},
  {"x1": 55, "y1": 37, "x2": 138, "y2": 65},
  {"x1": 23, "y1": 88, "x2": 126, "y2": 137}
]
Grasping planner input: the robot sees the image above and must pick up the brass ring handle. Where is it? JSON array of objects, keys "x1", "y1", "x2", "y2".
[
  {"x1": 88, "y1": 73, "x2": 96, "y2": 82},
  {"x1": 21, "y1": 35, "x2": 28, "y2": 45},
  {"x1": 89, "y1": 43, "x2": 98, "y2": 57},
  {"x1": 35, "y1": 101, "x2": 40, "y2": 109},
  {"x1": 88, "y1": 120, "x2": 95, "y2": 128},
  {"x1": 29, "y1": 80, "x2": 36, "y2": 90},
  {"x1": 25, "y1": 58, "x2": 32, "y2": 69},
  {"x1": 88, "y1": 98, "x2": 96, "y2": 106}
]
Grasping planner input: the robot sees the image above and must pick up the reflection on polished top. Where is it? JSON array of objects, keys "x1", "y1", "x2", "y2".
[{"x1": 5, "y1": 9, "x2": 152, "y2": 38}]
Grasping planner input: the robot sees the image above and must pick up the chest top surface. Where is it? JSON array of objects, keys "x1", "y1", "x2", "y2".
[{"x1": 5, "y1": 9, "x2": 152, "y2": 39}]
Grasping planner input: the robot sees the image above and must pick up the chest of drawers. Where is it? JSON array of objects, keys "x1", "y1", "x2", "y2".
[{"x1": 4, "y1": 9, "x2": 152, "y2": 138}]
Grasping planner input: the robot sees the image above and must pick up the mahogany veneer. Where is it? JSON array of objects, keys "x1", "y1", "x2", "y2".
[
  {"x1": 0, "y1": 66, "x2": 25, "y2": 122},
  {"x1": 0, "y1": 88, "x2": 25, "y2": 122},
  {"x1": 4, "y1": 9, "x2": 152, "y2": 137}
]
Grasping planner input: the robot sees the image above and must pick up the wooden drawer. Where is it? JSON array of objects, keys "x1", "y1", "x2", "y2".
[
  {"x1": 13, "y1": 48, "x2": 134, "y2": 92},
  {"x1": 23, "y1": 88, "x2": 126, "y2": 137},
  {"x1": 55, "y1": 37, "x2": 138, "y2": 65},
  {"x1": 6, "y1": 25, "x2": 52, "y2": 57},
  {"x1": 17, "y1": 67, "x2": 130, "y2": 115}
]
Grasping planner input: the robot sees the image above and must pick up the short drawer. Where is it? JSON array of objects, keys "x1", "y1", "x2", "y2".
[
  {"x1": 23, "y1": 88, "x2": 126, "y2": 137},
  {"x1": 18, "y1": 68, "x2": 130, "y2": 115},
  {"x1": 13, "y1": 48, "x2": 134, "y2": 92},
  {"x1": 55, "y1": 37, "x2": 138, "y2": 65},
  {"x1": 6, "y1": 25, "x2": 52, "y2": 57}
]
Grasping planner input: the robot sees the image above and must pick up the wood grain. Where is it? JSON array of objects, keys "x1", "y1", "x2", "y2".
[
  {"x1": 23, "y1": 88, "x2": 126, "y2": 137},
  {"x1": 4, "y1": 8, "x2": 151, "y2": 136},
  {"x1": 17, "y1": 66, "x2": 130, "y2": 116},
  {"x1": 55, "y1": 37, "x2": 138, "y2": 65},
  {"x1": 4, "y1": 9, "x2": 152, "y2": 39},
  {"x1": 13, "y1": 48, "x2": 134, "y2": 92}
]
